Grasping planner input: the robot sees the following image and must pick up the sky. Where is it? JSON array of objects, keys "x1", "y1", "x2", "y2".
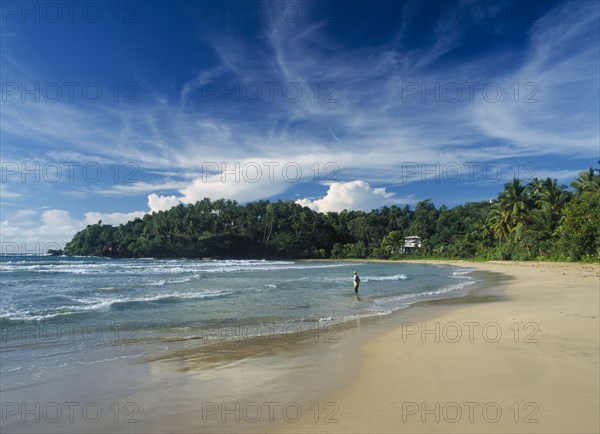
[{"x1": 1, "y1": 0, "x2": 599, "y2": 252}]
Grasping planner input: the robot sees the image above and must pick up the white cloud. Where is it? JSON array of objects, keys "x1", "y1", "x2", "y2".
[
  {"x1": 148, "y1": 193, "x2": 181, "y2": 213},
  {"x1": 179, "y1": 172, "x2": 290, "y2": 204},
  {"x1": 1, "y1": 210, "x2": 84, "y2": 252},
  {"x1": 296, "y1": 180, "x2": 400, "y2": 212},
  {"x1": 83, "y1": 210, "x2": 146, "y2": 226},
  {"x1": 40, "y1": 209, "x2": 80, "y2": 229},
  {"x1": 0, "y1": 192, "x2": 177, "y2": 252}
]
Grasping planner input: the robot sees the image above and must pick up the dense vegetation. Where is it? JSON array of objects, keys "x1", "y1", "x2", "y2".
[{"x1": 65, "y1": 166, "x2": 600, "y2": 262}]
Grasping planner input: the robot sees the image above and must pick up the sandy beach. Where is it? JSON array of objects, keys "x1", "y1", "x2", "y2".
[{"x1": 279, "y1": 260, "x2": 600, "y2": 433}]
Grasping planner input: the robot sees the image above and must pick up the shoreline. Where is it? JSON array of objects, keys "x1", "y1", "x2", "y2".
[
  {"x1": 139, "y1": 262, "x2": 513, "y2": 433},
  {"x1": 279, "y1": 260, "x2": 600, "y2": 433},
  {"x1": 1, "y1": 260, "x2": 502, "y2": 434},
  {"x1": 2, "y1": 260, "x2": 597, "y2": 433}
]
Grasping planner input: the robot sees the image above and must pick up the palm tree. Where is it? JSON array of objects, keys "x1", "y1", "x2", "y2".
[
  {"x1": 263, "y1": 203, "x2": 275, "y2": 243},
  {"x1": 571, "y1": 167, "x2": 600, "y2": 196},
  {"x1": 498, "y1": 178, "x2": 532, "y2": 233},
  {"x1": 527, "y1": 177, "x2": 545, "y2": 202},
  {"x1": 537, "y1": 178, "x2": 571, "y2": 215},
  {"x1": 486, "y1": 207, "x2": 511, "y2": 241}
]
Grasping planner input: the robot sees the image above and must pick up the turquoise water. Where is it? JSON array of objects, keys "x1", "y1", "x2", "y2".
[{"x1": 0, "y1": 257, "x2": 478, "y2": 388}]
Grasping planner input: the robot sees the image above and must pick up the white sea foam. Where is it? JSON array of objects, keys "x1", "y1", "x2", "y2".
[
  {"x1": 451, "y1": 267, "x2": 476, "y2": 276},
  {"x1": 0, "y1": 289, "x2": 235, "y2": 321},
  {"x1": 1, "y1": 260, "x2": 351, "y2": 276},
  {"x1": 364, "y1": 273, "x2": 407, "y2": 281},
  {"x1": 373, "y1": 279, "x2": 476, "y2": 308}
]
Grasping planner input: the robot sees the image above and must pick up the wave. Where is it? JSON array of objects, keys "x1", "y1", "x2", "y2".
[
  {"x1": 294, "y1": 273, "x2": 407, "y2": 285},
  {"x1": 0, "y1": 289, "x2": 235, "y2": 322},
  {"x1": 364, "y1": 274, "x2": 407, "y2": 281},
  {"x1": 95, "y1": 286, "x2": 121, "y2": 292},
  {"x1": 450, "y1": 267, "x2": 476, "y2": 276},
  {"x1": 95, "y1": 275, "x2": 200, "y2": 291},
  {"x1": 75, "y1": 290, "x2": 235, "y2": 309},
  {"x1": 0, "y1": 259, "x2": 350, "y2": 276},
  {"x1": 197, "y1": 262, "x2": 353, "y2": 274},
  {"x1": 374, "y1": 279, "x2": 476, "y2": 307}
]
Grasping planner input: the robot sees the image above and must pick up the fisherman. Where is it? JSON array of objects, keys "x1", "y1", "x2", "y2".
[{"x1": 353, "y1": 271, "x2": 360, "y2": 293}]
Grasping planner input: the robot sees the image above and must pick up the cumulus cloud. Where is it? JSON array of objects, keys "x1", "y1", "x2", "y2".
[
  {"x1": 1, "y1": 208, "x2": 150, "y2": 251},
  {"x1": 0, "y1": 192, "x2": 178, "y2": 252},
  {"x1": 2, "y1": 192, "x2": 186, "y2": 252},
  {"x1": 296, "y1": 180, "x2": 400, "y2": 212},
  {"x1": 83, "y1": 211, "x2": 146, "y2": 226},
  {"x1": 41, "y1": 209, "x2": 81, "y2": 230},
  {"x1": 1, "y1": 210, "x2": 85, "y2": 252},
  {"x1": 179, "y1": 174, "x2": 289, "y2": 204},
  {"x1": 148, "y1": 193, "x2": 181, "y2": 213}
]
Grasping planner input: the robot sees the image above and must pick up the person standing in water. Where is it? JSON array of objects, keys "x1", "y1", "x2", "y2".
[{"x1": 353, "y1": 271, "x2": 360, "y2": 293}]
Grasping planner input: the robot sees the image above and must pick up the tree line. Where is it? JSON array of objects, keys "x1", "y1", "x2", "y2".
[{"x1": 64, "y1": 165, "x2": 600, "y2": 261}]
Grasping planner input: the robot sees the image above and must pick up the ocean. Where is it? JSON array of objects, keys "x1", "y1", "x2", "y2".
[{"x1": 0, "y1": 256, "x2": 481, "y2": 432}]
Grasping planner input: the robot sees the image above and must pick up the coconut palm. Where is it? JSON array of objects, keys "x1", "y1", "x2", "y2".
[
  {"x1": 498, "y1": 178, "x2": 532, "y2": 232},
  {"x1": 486, "y1": 206, "x2": 511, "y2": 241},
  {"x1": 538, "y1": 178, "x2": 571, "y2": 215},
  {"x1": 571, "y1": 167, "x2": 600, "y2": 196},
  {"x1": 527, "y1": 177, "x2": 545, "y2": 202}
]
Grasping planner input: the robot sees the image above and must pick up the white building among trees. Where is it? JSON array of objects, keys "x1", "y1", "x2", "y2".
[{"x1": 403, "y1": 236, "x2": 422, "y2": 253}]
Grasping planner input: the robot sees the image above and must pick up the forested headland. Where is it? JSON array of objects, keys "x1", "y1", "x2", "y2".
[{"x1": 64, "y1": 166, "x2": 600, "y2": 262}]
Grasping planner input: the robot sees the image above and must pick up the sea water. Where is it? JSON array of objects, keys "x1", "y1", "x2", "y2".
[{"x1": 0, "y1": 257, "x2": 479, "y2": 394}]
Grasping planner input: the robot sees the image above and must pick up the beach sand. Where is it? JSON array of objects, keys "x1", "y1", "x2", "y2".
[{"x1": 278, "y1": 260, "x2": 600, "y2": 433}]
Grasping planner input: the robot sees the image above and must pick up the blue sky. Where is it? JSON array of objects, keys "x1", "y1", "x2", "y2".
[{"x1": 1, "y1": 0, "x2": 599, "y2": 251}]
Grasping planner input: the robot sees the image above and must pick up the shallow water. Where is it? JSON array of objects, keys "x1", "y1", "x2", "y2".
[{"x1": 0, "y1": 256, "x2": 482, "y2": 432}]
